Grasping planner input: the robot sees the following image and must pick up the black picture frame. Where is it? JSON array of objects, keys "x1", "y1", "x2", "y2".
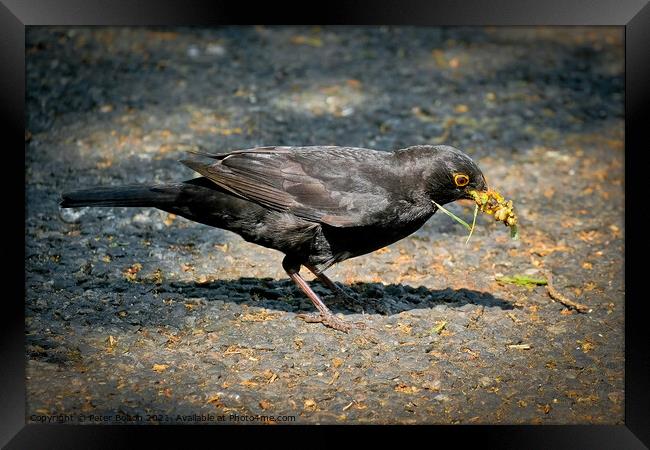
[{"x1": 4, "y1": 0, "x2": 648, "y2": 447}]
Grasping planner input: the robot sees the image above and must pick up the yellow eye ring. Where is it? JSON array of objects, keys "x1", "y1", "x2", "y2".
[{"x1": 454, "y1": 174, "x2": 470, "y2": 187}]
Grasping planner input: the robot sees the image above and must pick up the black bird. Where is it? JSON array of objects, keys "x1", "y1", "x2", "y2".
[{"x1": 60, "y1": 145, "x2": 488, "y2": 332}]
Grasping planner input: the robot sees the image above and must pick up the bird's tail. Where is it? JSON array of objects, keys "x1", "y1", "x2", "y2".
[{"x1": 60, "y1": 185, "x2": 177, "y2": 208}]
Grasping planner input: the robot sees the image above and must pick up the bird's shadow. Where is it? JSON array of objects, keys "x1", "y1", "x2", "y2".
[
  {"x1": 107, "y1": 276, "x2": 515, "y2": 316},
  {"x1": 28, "y1": 277, "x2": 515, "y2": 364}
]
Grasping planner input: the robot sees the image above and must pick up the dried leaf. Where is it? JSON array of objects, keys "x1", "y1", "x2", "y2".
[
  {"x1": 290, "y1": 35, "x2": 323, "y2": 47},
  {"x1": 163, "y1": 213, "x2": 177, "y2": 226},
  {"x1": 152, "y1": 364, "x2": 169, "y2": 373},
  {"x1": 123, "y1": 263, "x2": 143, "y2": 282},
  {"x1": 394, "y1": 384, "x2": 420, "y2": 394},
  {"x1": 106, "y1": 335, "x2": 117, "y2": 352},
  {"x1": 207, "y1": 394, "x2": 223, "y2": 406},
  {"x1": 430, "y1": 321, "x2": 447, "y2": 335},
  {"x1": 241, "y1": 310, "x2": 278, "y2": 322},
  {"x1": 507, "y1": 343, "x2": 531, "y2": 350}
]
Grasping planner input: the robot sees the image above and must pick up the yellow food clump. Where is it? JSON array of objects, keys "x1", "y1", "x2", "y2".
[{"x1": 470, "y1": 189, "x2": 519, "y2": 238}]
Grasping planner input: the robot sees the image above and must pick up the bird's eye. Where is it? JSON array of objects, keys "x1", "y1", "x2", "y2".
[{"x1": 454, "y1": 174, "x2": 470, "y2": 187}]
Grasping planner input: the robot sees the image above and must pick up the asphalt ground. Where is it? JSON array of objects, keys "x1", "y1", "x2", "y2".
[{"x1": 25, "y1": 26, "x2": 624, "y2": 424}]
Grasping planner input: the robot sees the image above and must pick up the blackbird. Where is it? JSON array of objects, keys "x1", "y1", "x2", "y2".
[{"x1": 61, "y1": 145, "x2": 488, "y2": 332}]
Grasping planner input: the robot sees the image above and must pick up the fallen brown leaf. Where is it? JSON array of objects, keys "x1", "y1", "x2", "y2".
[
  {"x1": 394, "y1": 384, "x2": 420, "y2": 394},
  {"x1": 152, "y1": 364, "x2": 168, "y2": 373}
]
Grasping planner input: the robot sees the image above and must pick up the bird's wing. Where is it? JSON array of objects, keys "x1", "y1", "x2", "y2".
[{"x1": 180, "y1": 146, "x2": 394, "y2": 227}]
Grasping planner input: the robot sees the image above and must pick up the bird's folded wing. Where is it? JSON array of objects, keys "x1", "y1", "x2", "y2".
[{"x1": 180, "y1": 147, "x2": 391, "y2": 227}]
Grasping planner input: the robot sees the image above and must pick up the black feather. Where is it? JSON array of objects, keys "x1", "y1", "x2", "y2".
[{"x1": 60, "y1": 185, "x2": 175, "y2": 208}]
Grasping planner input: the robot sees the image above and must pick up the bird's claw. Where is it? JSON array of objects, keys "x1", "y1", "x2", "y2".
[{"x1": 296, "y1": 312, "x2": 364, "y2": 333}]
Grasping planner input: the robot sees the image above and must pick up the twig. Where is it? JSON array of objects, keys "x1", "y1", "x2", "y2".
[{"x1": 543, "y1": 270, "x2": 590, "y2": 313}]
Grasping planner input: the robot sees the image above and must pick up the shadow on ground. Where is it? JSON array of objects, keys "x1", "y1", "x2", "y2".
[{"x1": 66, "y1": 276, "x2": 515, "y2": 325}]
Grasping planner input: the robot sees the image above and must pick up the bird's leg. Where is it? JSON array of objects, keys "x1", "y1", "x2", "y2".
[
  {"x1": 303, "y1": 264, "x2": 359, "y2": 311},
  {"x1": 282, "y1": 257, "x2": 351, "y2": 333}
]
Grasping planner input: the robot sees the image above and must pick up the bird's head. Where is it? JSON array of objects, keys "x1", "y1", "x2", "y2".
[
  {"x1": 397, "y1": 144, "x2": 518, "y2": 239},
  {"x1": 415, "y1": 145, "x2": 488, "y2": 205}
]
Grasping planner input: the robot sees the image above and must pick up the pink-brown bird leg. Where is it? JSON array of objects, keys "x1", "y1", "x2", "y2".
[
  {"x1": 283, "y1": 257, "x2": 351, "y2": 332},
  {"x1": 304, "y1": 263, "x2": 359, "y2": 310}
]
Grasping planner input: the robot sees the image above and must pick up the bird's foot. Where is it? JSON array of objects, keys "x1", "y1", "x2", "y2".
[{"x1": 297, "y1": 312, "x2": 365, "y2": 333}]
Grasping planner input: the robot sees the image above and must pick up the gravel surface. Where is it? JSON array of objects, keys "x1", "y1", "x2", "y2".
[{"x1": 26, "y1": 26, "x2": 624, "y2": 424}]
